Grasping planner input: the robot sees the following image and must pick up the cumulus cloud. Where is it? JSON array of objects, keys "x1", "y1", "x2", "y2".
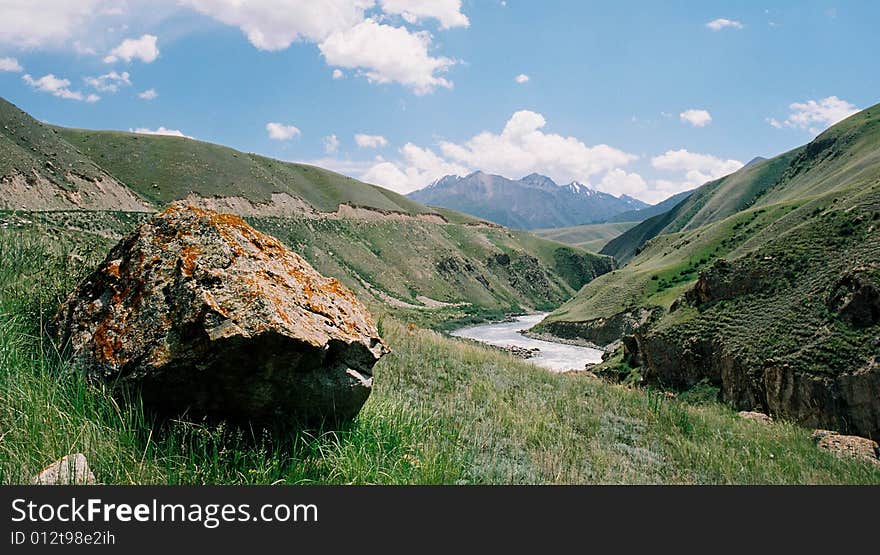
[
  {"x1": 599, "y1": 169, "x2": 648, "y2": 197},
  {"x1": 182, "y1": 1, "x2": 459, "y2": 93},
  {"x1": 320, "y1": 19, "x2": 455, "y2": 95},
  {"x1": 104, "y1": 34, "x2": 159, "y2": 63},
  {"x1": 771, "y1": 96, "x2": 859, "y2": 134},
  {"x1": 131, "y1": 126, "x2": 193, "y2": 139},
  {"x1": 361, "y1": 143, "x2": 468, "y2": 193},
  {"x1": 84, "y1": 70, "x2": 131, "y2": 92},
  {"x1": 356, "y1": 110, "x2": 638, "y2": 194},
  {"x1": 515, "y1": 73, "x2": 529, "y2": 84},
  {"x1": 355, "y1": 134, "x2": 389, "y2": 148},
  {"x1": 439, "y1": 110, "x2": 636, "y2": 185},
  {"x1": 379, "y1": 0, "x2": 470, "y2": 29},
  {"x1": 22, "y1": 73, "x2": 100, "y2": 102},
  {"x1": 0, "y1": 57, "x2": 23, "y2": 72},
  {"x1": 323, "y1": 134, "x2": 340, "y2": 153},
  {"x1": 651, "y1": 149, "x2": 743, "y2": 194},
  {"x1": 706, "y1": 18, "x2": 743, "y2": 31},
  {"x1": 181, "y1": 0, "x2": 371, "y2": 51},
  {"x1": 4, "y1": 2, "x2": 464, "y2": 95},
  {"x1": 138, "y1": 88, "x2": 158, "y2": 100},
  {"x1": 680, "y1": 109, "x2": 712, "y2": 127},
  {"x1": 266, "y1": 122, "x2": 301, "y2": 140},
  {"x1": 0, "y1": 0, "x2": 108, "y2": 48}
]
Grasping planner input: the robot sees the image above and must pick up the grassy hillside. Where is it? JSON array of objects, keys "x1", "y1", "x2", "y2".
[
  {"x1": 0, "y1": 98, "x2": 137, "y2": 209},
  {"x1": 538, "y1": 103, "x2": 880, "y2": 440},
  {"x1": 533, "y1": 222, "x2": 638, "y2": 252},
  {"x1": 57, "y1": 127, "x2": 447, "y2": 216},
  {"x1": 549, "y1": 102, "x2": 880, "y2": 326},
  {"x1": 602, "y1": 151, "x2": 800, "y2": 263},
  {"x1": 1, "y1": 208, "x2": 612, "y2": 330},
  {"x1": 604, "y1": 103, "x2": 880, "y2": 263},
  {"x1": 2, "y1": 97, "x2": 614, "y2": 321},
  {"x1": 2, "y1": 228, "x2": 877, "y2": 484},
  {"x1": 606, "y1": 189, "x2": 694, "y2": 224}
]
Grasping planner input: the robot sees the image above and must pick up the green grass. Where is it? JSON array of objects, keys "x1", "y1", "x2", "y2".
[
  {"x1": 1, "y1": 209, "x2": 611, "y2": 328},
  {"x1": 533, "y1": 222, "x2": 638, "y2": 252},
  {"x1": 2, "y1": 230, "x2": 878, "y2": 484}
]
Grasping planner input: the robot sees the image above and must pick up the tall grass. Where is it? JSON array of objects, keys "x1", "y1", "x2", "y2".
[{"x1": 1, "y1": 228, "x2": 878, "y2": 484}]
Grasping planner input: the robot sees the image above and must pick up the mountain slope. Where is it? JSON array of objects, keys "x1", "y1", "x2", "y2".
[
  {"x1": 535, "y1": 102, "x2": 880, "y2": 440},
  {"x1": 533, "y1": 221, "x2": 638, "y2": 252},
  {"x1": 57, "y1": 126, "x2": 455, "y2": 219},
  {"x1": 602, "y1": 152, "x2": 799, "y2": 263},
  {"x1": 0, "y1": 98, "x2": 151, "y2": 212},
  {"x1": 606, "y1": 189, "x2": 694, "y2": 224},
  {"x1": 0, "y1": 97, "x2": 613, "y2": 323},
  {"x1": 408, "y1": 171, "x2": 648, "y2": 229}
]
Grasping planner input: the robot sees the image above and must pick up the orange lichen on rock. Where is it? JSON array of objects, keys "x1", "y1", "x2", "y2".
[{"x1": 53, "y1": 203, "x2": 388, "y2": 424}]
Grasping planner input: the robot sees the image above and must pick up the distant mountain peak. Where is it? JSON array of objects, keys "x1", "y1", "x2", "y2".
[{"x1": 408, "y1": 170, "x2": 655, "y2": 229}]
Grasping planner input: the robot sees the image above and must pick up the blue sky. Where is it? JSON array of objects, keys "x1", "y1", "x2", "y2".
[{"x1": 1, "y1": 1, "x2": 877, "y2": 203}]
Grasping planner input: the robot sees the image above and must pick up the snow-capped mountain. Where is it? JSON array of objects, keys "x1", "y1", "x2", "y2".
[{"x1": 407, "y1": 171, "x2": 649, "y2": 229}]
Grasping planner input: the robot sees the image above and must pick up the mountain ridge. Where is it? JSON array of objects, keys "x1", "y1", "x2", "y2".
[
  {"x1": 408, "y1": 171, "x2": 648, "y2": 229},
  {"x1": 536, "y1": 101, "x2": 880, "y2": 440}
]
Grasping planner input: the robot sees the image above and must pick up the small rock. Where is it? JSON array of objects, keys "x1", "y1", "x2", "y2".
[
  {"x1": 738, "y1": 411, "x2": 773, "y2": 424},
  {"x1": 811, "y1": 429, "x2": 880, "y2": 466},
  {"x1": 31, "y1": 454, "x2": 96, "y2": 485}
]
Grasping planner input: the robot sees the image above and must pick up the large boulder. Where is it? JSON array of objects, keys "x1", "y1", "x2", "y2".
[{"x1": 54, "y1": 204, "x2": 388, "y2": 425}]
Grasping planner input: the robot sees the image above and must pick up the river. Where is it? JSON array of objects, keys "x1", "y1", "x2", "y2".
[{"x1": 450, "y1": 313, "x2": 604, "y2": 372}]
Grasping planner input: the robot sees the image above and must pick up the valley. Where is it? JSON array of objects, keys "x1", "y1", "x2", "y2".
[
  {"x1": 1, "y1": 95, "x2": 879, "y2": 484},
  {"x1": 536, "y1": 102, "x2": 880, "y2": 442}
]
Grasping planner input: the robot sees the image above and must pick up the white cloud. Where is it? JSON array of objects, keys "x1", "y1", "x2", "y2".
[
  {"x1": 266, "y1": 122, "x2": 301, "y2": 140},
  {"x1": 379, "y1": 0, "x2": 469, "y2": 29},
  {"x1": 0, "y1": 0, "x2": 108, "y2": 48},
  {"x1": 651, "y1": 149, "x2": 743, "y2": 193},
  {"x1": 131, "y1": 126, "x2": 193, "y2": 139},
  {"x1": 361, "y1": 143, "x2": 468, "y2": 193},
  {"x1": 706, "y1": 18, "x2": 743, "y2": 31},
  {"x1": 138, "y1": 88, "x2": 158, "y2": 100},
  {"x1": 84, "y1": 70, "x2": 131, "y2": 92},
  {"x1": 598, "y1": 169, "x2": 648, "y2": 197},
  {"x1": 0, "y1": 56, "x2": 23, "y2": 72},
  {"x1": 355, "y1": 133, "x2": 389, "y2": 148},
  {"x1": 181, "y1": 0, "x2": 372, "y2": 51},
  {"x1": 73, "y1": 40, "x2": 97, "y2": 55},
  {"x1": 515, "y1": 73, "x2": 529, "y2": 84},
  {"x1": 320, "y1": 19, "x2": 455, "y2": 95},
  {"x1": 439, "y1": 110, "x2": 637, "y2": 185},
  {"x1": 323, "y1": 134, "x2": 340, "y2": 153},
  {"x1": 5, "y1": 2, "x2": 462, "y2": 95},
  {"x1": 772, "y1": 96, "x2": 859, "y2": 133},
  {"x1": 356, "y1": 110, "x2": 638, "y2": 194},
  {"x1": 104, "y1": 34, "x2": 159, "y2": 63},
  {"x1": 22, "y1": 73, "x2": 100, "y2": 102},
  {"x1": 680, "y1": 109, "x2": 712, "y2": 127}
]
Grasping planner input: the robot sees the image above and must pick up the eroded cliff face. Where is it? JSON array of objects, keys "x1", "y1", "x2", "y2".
[
  {"x1": 623, "y1": 260, "x2": 880, "y2": 441},
  {"x1": 539, "y1": 307, "x2": 662, "y2": 348}
]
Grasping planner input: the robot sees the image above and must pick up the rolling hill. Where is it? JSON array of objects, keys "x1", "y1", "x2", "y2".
[
  {"x1": 535, "y1": 102, "x2": 880, "y2": 440},
  {"x1": 533, "y1": 221, "x2": 639, "y2": 252},
  {"x1": 408, "y1": 171, "x2": 648, "y2": 229},
  {"x1": 605, "y1": 189, "x2": 694, "y2": 224},
  {"x1": 0, "y1": 96, "x2": 613, "y2": 324}
]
